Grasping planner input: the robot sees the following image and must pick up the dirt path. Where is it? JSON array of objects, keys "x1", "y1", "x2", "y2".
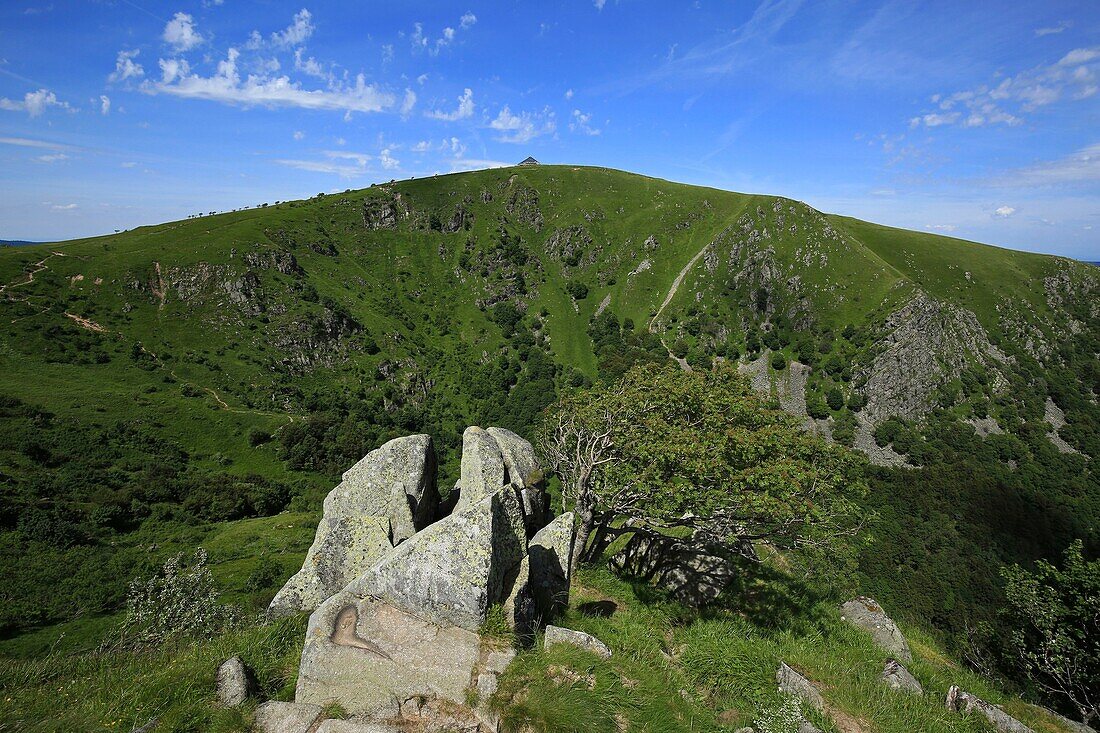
[
  {"x1": 648, "y1": 242, "x2": 711, "y2": 332},
  {"x1": 0, "y1": 251, "x2": 68, "y2": 296},
  {"x1": 64, "y1": 313, "x2": 107, "y2": 332}
]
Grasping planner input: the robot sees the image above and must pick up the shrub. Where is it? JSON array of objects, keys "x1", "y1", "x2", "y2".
[
  {"x1": 114, "y1": 549, "x2": 239, "y2": 647},
  {"x1": 248, "y1": 428, "x2": 272, "y2": 447},
  {"x1": 826, "y1": 387, "x2": 845, "y2": 412},
  {"x1": 770, "y1": 352, "x2": 786, "y2": 371}
]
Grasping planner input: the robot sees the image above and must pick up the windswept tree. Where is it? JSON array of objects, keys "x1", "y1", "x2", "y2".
[
  {"x1": 537, "y1": 363, "x2": 867, "y2": 578},
  {"x1": 1000, "y1": 541, "x2": 1099, "y2": 726}
]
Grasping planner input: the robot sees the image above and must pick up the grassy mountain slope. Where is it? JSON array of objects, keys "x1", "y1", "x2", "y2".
[{"x1": 0, "y1": 165, "x2": 1097, "y2": 730}]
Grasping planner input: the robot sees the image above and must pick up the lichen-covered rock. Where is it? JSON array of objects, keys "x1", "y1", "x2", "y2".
[
  {"x1": 326, "y1": 434, "x2": 438, "y2": 539},
  {"x1": 269, "y1": 515, "x2": 393, "y2": 617},
  {"x1": 544, "y1": 625, "x2": 612, "y2": 659},
  {"x1": 881, "y1": 659, "x2": 922, "y2": 695},
  {"x1": 839, "y1": 597, "x2": 912, "y2": 663},
  {"x1": 314, "y1": 721, "x2": 401, "y2": 733},
  {"x1": 253, "y1": 701, "x2": 324, "y2": 733},
  {"x1": 455, "y1": 427, "x2": 507, "y2": 514},
  {"x1": 609, "y1": 532, "x2": 732, "y2": 607},
  {"x1": 295, "y1": 594, "x2": 483, "y2": 717},
  {"x1": 350, "y1": 483, "x2": 528, "y2": 631},
  {"x1": 776, "y1": 662, "x2": 824, "y2": 713},
  {"x1": 487, "y1": 426, "x2": 547, "y2": 530},
  {"x1": 269, "y1": 435, "x2": 438, "y2": 617},
  {"x1": 946, "y1": 686, "x2": 1036, "y2": 733},
  {"x1": 528, "y1": 512, "x2": 574, "y2": 620},
  {"x1": 215, "y1": 655, "x2": 253, "y2": 707}
]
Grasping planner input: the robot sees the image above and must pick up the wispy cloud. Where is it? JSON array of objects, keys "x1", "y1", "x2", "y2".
[
  {"x1": 270, "y1": 8, "x2": 314, "y2": 48},
  {"x1": 489, "y1": 105, "x2": 555, "y2": 143},
  {"x1": 1035, "y1": 21, "x2": 1071, "y2": 37},
  {"x1": 569, "y1": 109, "x2": 600, "y2": 136},
  {"x1": 991, "y1": 142, "x2": 1100, "y2": 187},
  {"x1": 427, "y1": 87, "x2": 474, "y2": 121},
  {"x1": 275, "y1": 158, "x2": 365, "y2": 177},
  {"x1": 910, "y1": 46, "x2": 1099, "y2": 129},
  {"x1": 145, "y1": 48, "x2": 394, "y2": 115},
  {"x1": 0, "y1": 88, "x2": 71, "y2": 117},
  {"x1": 993, "y1": 205, "x2": 1016, "y2": 217},
  {"x1": 0, "y1": 136, "x2": 74, "y2": 151},
  {"x1": 109, "y1": 49, "x2": 144, "y2": 82}
]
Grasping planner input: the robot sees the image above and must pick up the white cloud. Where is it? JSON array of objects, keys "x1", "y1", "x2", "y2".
[
  {"x1": 275, "y1": 159, "x2": 363, "y2": 177},
  {"x1": 35, "y1": 153, "x2": 69, "y2": 163},
  {"x1": 271, "y1": 8, "x2": 315, "y2": 48},
  {"x1": 293, "y1": 130, "x2": 305, "y2": 140},
  {"x1": 121, "y1": 161, "x2": 137, "y2": 168},
  {"x1": 460, "y1": 12, "x2": 477, "y2": 29},
  {"x1": 100, "y1": 95, "x2": 111, "y2": 115},
  {"x1": 411, "y1": 14, "x2": 476, "y2": 56},
  {"x1": 293, "y1": 48, "x2": 325, "y2": 78},
  {"x1": 489, "y1": 105, "x2": 556, "y2": 143},
  {"x1": 325, "y1": 149, "x2": 371, "y2": 166},
  {"x1": 51, "y1": 203, "x2": 77, "y2": 210},
  {"x1": 0, "y1": 88, "x2": 71, "y2": 117},
  {"x1": 164, "y1": 12, "x2": 203, "y2": 52},
  {"x1": 1035, "y1": 21, "x2": 1071, "y2": 37},
  {"x1": 993, "y1": 205, "x2": 1017, "y2": 218},
  {"x1": 595, "y1": 0, "x2": 608, "y2": 9},
  {"x1": 335, "y1": 137, "x2": 346, "y2": 146},
  {"x1": 399, "y1": 88, "x2": 417, "y2": 115},
  {"x1": 412, "y1": 140, "x2": 431, "y2": 152},
  {"x1": 158, "y1": 57, "x2": 191, "y2": 84},
  {"x1": 382, "y1": 44, "x2": 394, "y2": 63},
  {"x1": 428, "y1": 87, "x2": 474, "y2": 121},
  {"x1": 913, "y1": 47, "x2": 1099, "y2": 128},
  {"x1": 0, "y1": 136, "x2": 72, "y2": 150},
  {"x1": 564, "y1": 88, "x2": 574, "y2": 100},
  {"x1": 417, "y1": 73, "x2": 428, "y2": 85},
  {"x1": 993, "y1": 142, "x2": 1100, "y2": 187},
  {"x1": 203, "y1": 0, "x2": 225, "y2": 6},
  {"x1": 109, "y1": 49, "x2": 144, "y2": 82},
  {"x1": 380, "y1": 147, "x2": 400, "y2": 170},
  {"x1": 569, "y1": 109, "x2": 600, "y2": 135},
  {"x1": 145, "y1": 48, "x2": 394, "y2": 115}
]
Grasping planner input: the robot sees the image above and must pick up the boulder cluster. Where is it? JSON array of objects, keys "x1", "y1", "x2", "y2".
[{"x1": 254, "y1": 426, "x2": 575, "y2": 732}]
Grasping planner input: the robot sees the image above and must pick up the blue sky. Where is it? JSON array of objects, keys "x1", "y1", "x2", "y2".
[{"x1": 1, "y1": 1, "x2": 1098, "y2": 259}]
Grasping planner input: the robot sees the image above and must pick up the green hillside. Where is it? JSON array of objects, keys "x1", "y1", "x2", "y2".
[{"x1": 0, "y1": 164, "x2": 1097, "y2": 731}]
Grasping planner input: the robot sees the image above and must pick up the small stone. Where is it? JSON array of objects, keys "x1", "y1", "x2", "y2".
[
  {"x1": 253, "y1": 701, "x2": 324, "y2": 733},
  {"x1": 215, "y1": 655, "x2": 253, "y2": 707},
  {"x1": 776, "y1": 662, "x2": 824, "y2": 713},
  {"x1": 544, "y1": 625, "x2": 612, "y2": 659},
  {"x1": 881, "y1": 658, "x2": 923, "y2": 695},
  {"x1": 839, "y1": 597, "x2": 912, "y2": 663},
  {"x1": 477, "y1": 672, "x2": 499, "y2": 698}
]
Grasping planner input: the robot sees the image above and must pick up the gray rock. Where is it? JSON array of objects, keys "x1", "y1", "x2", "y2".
[
  {"x1": 544, "y1": 625, "x2": 612, "y2": 659},
  {"x1": 215, "y1": 655, "x2": 252, "y2": 707},
  {"x1": 528, "y1": 512, "x2": 574, "y2": 621},
  {"x1": 881, "y1": 658, "x2": 922, "y2": 695},
  {"x1": 268, "y1": 515, "x2": 393, "y2": 617},
  {"x1": 734, "y1": 728, "x2": 755, "y2": 733},
  {"x1": 351, "y1": 483, "x2": 528, "y2": 631},
  {"x1": 296, "y1": 594, "x2": 483, "y2": 716},
  {"x1": 455, "y1": 427, "x2": 507, "y2": 513},
  {"x1": 946, "y1": 686, "x2": 1036, "y2": 733},
  {"x1": 314, "y1": 720, "x2": 402, "y2": 733},
  {"x1": 253, "y1": 701, "x2": 324, "y2": 733},
  {"x1": 485, "y1": 649, "x2": 516, "y2": 675},
  {"x1": 839, "y1": 597, "x2": 912, "y2": 663},
  {"x1": 609, "y1": 532, "x2": 732, "y2": 607},
  {"x1": 776, "y1": 662, "x2": 824, "y2": 713},
  {"x1": 487, "y1": 426, "x2": 547, "y2": 529},
  {"x1": 269, "y1": 435, "x2": 438, "y2": 617},
  {"x1": 798, "y1": 721, "x2": 823, "y2": 733}
]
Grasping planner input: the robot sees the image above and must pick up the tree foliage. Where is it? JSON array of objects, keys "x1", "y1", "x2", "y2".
[
  {"x1": 538, "y1": 363, "x2": 868, "y2": 577},
  {"x1": 1000, "y1": 541, "x2": 1099, "y2": 725}
]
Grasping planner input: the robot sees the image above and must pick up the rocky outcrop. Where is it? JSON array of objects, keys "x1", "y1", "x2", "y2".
[
  {"x1": 856, "y1": 292, "x2": 1006, "y2": 424},
  {"x1": 287, "y1": 427, "x2": 569, "y2": 724},
  {"x1": 839, "y1": 597, "x2": 912, "y2": 663},
  {"x1": 609, "y1": 532, "x2": 733, "y2": 607},
  {"x1": 946, "y1": 686, "x2": 1036, "y2": 733},
  {"x1": 544, "y1": 625, "x2": 612, "y2": 659},
  {"x1": 269, "y1": 435, "x2": 438, "y2": 617},
  {"x1": 881, "y1": 659, "x2": 922, "y2": 694},
  {"x1": 215, "y1": 656, "x2": 253, "y2": 707}
]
